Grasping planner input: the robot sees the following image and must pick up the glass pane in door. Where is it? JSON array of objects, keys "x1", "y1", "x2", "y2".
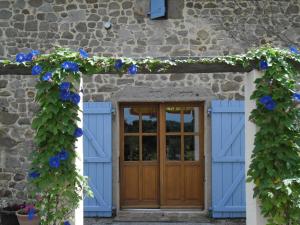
[
  {"x1": 142, "y1": 136, "x2": 157, "y2": 160},
  {"x1": 124, "y1": 108, "x2": 139, "y2": 133},
  {"x1": 166, "y1": 136, "x2": 181, "y2": 160},
  {"x1": 184, "y1": 136, "x2": 199, "y2": 161},
  {"x1": 124, "y1": 136, "x2": 139, "y2": 161},
  {"x1": 166, "y1": 107, "x2": 181, "y2": 132},
  {"x1": 184, "y1": 107, "x2": 199, "y2": 133},
  {"x1": 142, "y1": 108, "x2": 157, "y2": 133}
]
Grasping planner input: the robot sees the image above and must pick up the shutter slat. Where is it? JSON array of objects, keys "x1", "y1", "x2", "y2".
[
  {"x1": 83, "y1": 102, "x2": 113, "y2": 217},
  {"x1": 150, "y1": 0, "x2": 166, "y2": 19},
  {"x1": 211, "y1": 100, "x2": 246, "y2": 218}
]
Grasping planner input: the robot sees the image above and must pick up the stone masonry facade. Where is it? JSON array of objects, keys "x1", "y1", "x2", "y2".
[
  {"x1": 0, "y1": 72, "x2": 244, "y2": 203},
  {"x1": 0, "y1": 0, "x2": 299, "y2": 59},
  {"x1": 0, "y1": 0, "x2": 299, "y2": 215}
]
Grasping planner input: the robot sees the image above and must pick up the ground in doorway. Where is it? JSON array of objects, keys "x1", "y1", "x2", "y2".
[{"x1": 84, "y1": 210, "x2": 245, "y2": 225}]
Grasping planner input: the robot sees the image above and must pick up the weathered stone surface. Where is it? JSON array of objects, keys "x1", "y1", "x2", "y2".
[
  {"x1": 170, "y1": 74, "x2": 185, "y2": 81},
  {"x1": 0, "y1": 136, "x2": 18, "y2": 148},
  {"x1": 18, "y1": 118, "x2": 30, "y2": 125},
  {"x1": 14, "y1": 173, "x2": 25, "y2": 181},
  {"x1": 28, "y1": 0, "x2": 43, "y2": 7},
  {"x1": 221, "y1": 81, "x2": 240, "y2": 92},
  {"x1": 0, "y1": 10, "x2": 11, "y2": 19},
  {"x1": 0, "y1": 1, "x2": 9, "y2": 8},
  {"x1": 25, "y1": 21, "x2": 38, "y2": 31},
  {"x1": 75, "y1": 22, "x2": 87, "y2": 32},
  {"x1": 0, "y1": 111, "x2": 19, "y2": 125},
  {"x1": 0, "y1": 80, "x2": 8, "y2": 88}
]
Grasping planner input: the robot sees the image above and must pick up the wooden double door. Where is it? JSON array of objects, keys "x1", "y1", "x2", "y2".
[{"x1": 120, "y1": 102, "x2": 204, "y2": 209}]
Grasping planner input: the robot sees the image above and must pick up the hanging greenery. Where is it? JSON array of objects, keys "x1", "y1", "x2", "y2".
[{"x1": 3, "y1": 45, "x2": 300, "y2": 225}]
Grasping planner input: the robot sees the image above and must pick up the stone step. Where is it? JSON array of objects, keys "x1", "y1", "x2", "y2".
[{"x1": 85, "y1": 210, "x2": 246, "y2": 225}]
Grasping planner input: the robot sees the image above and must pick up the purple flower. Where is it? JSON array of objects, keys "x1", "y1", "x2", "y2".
[
  {"x1": 61, "y1": 61, "x2": 79, "y2": 73},
  {"x1": 74, "y1": 127, "x2": 83, "y2": 138},
  {"x1": 25, "y1": 52, "x2": 34, "y2": 62},
  {"x1": 293, "y1": 93, "x2": 300, "y2": 102},
  {"x1": 31, "y1": 65, "x2": 43, "y2": 75},
  {"x1": 259, "y1": 60, "x2": 268, "y2": 70},
  {"x1": 31, "y1": 50, "x2": 40, "y2": 56},
  {"x1": 58, "y1": 149, "x2": 69, "y2": 161},
  {"x1": 28, "y1": 171, "x2": 40, "y2": 179},
  {"x1": 49, "y1": 156, "x2": 60, "y2": 168},
  {"x1": 259, "y1": 95, "x2": 276, "y2": 111},
  {"x1": 115, "y1": 59, "x2": 124, "y2": 70},
  {"x1": 28, "y1": 208, "x2": 35, "y2": 220},
  {"x1": 64, "y1": 221, "x2": 71, "y2": 225},
  {"x1": 265, "y1": 101, "x2": 276, "y2": 111},
  {"x1": 59, "y1": 82, "x2": 71, "y2": 91},
  {"x1": 16, "y1": 53, "x2": 27, "y2": 63},
  {"x1": 70, "y1": 92, "x2": 80, "y2": 105},
  {"x1": 259, "y1": 95, "x2": 273, "y2": 105},
  {"x1": 289, "y1": 46, "x2": 300, "y2": 55},
  {"x1": 60, "y1": 90, "x2": 70, "y2": 101},
  {"x1": 128, "y1": 64, "x2": 138, "y2": 75},
  {"x1": 79, "y1": 48, "x2": 89, "y2": 59},
  {"x1": 42, "y1": 72, "x2": 52, "y2": 81}
]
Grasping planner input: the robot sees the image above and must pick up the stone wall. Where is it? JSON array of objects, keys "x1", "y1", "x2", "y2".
[
  {"x1": 0, "y1": 72, "x2": 245, "y2": 204},
  {"x1": 0, "y1": 0, "x2": 299, "y2": 59}
]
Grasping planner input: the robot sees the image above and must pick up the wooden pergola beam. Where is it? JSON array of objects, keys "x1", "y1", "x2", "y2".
[{"x1": 0, "y1": 60, "x2": 299, "y2": 75}]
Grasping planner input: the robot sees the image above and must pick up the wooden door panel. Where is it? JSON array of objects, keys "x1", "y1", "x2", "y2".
[
  {"x1": 184, "y1": 165, "x2": 202, "y2": 201},
  {"x1": 165, "y1": 165, "x2": 182, "y2": 201},
  {"x1": 142, "y1": 165, "x2": 159, "y2": 201},
  {"x1": 121, "y1": 165, "x2": 139, "y2": 201}
]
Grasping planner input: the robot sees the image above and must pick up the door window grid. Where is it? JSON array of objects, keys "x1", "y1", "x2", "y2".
[
  {"x1": 165, "y1": 107, "x2": 200, "y2": 161},
  {"x1": 123, "y1": 107, "x2": 158, "y2": 161}
]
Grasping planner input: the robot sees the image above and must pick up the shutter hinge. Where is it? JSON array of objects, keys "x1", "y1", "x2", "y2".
[{"x1": 207, "y1": 108, "x2": 212, "y2": 117}]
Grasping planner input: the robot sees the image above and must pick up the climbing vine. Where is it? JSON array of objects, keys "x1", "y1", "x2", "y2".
[{"x1": 4, "y1": 45, "x2": 300, "y2": 225}]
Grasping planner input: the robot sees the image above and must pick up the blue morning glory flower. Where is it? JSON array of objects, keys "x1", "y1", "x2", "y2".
[
  {"x1": 115, "y1": 59, "x2": 124, "y2": 70},
  {"x1": 289, "y1": 46, "x2": 300, "y2": 55},
  {"x1": 59, "y1": 149, "x2": 69, "y2": 161},
  {"x1": 25, "y1": 52, "x2": 34, "y2": 62},
  {"x1": 42, "y1": 72, "x2": 53, "y2": 81},
  {"x1": 74, "y1": 127, "x2": 83, "y2": 138},
  {"x1": 128, "y1": 64, "x2": 138, "y2": 75},
  {"x1": 49, "y1": 156, "x2": 60, "y2": 168},
  {"x1": 59, "y1": 82, "x2": 71, "y2": 91},
  {"x1": 79, "y1": 48, "x2": 89, "y2": 59},
  {"x1": 259, "y1": 95, "x2": 276, "y2": 111},
  {"x1": 28, "y1": 171, "x2": 40, "y2": 179},
  {"x1": 60, "y1": 90, "x2": 71, "y2": 101},
  {"x1": 16, "y1": 53, "x2": 27, "y2": 63},
  {"x1": 265, "y1": 100, "x2": 276, "y2": 111},
  {"x1": 293, "y1": 93, "x2": 300, "y2": 102},
  {"x1": 31, "y1": 50, "x2": 40, "y2": 56},
  {"x1": 31, "y1": 65, "x2": 43, "y2": 75},
  {"x1": 259, "y1": 95, "x2": 273, "y2": 105},
  {"x1": 70, "y1": 92, "x2": 80, "y2": 105},
  {"x1": 61, "y1": 61, "x2": 79, "y2": 73},
  {"x1": 28, "y1": 208, "x2": 35, "y2": 220},
  {"x1": 259, "y1": 60, "x2": 268, "y2": 70},
  {"x1": 64, "y1": 221, "x2": 71, "y2": 225}
]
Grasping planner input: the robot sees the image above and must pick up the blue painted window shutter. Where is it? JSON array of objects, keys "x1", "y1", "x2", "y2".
[
  {"x1": 83, "y1": 102, "x2": 113, "y2": 217},
  {"x1": 211, "y1": 100, "x2": 246, "y2": 218},
  {"x1": 150, "y1": 0, "x2": 166, "y2": 19}
]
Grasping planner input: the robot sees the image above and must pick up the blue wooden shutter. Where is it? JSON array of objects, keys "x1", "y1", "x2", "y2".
[
  {"x1": 211, "y1": 100, "x2": 246, "y2": 218},
  {"x1": 150, "y1": 0, "x2": 166, "y2": 19},
  {"x1": 83, "y1": 102, "x2": 112, "y2": 217}
]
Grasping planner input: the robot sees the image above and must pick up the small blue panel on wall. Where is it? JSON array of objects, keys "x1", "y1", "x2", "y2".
[
  {"x1": 150, "y1": 0, "x2": 166, "y2": 19},
  {"x1": 83, "y1": 102, "x2": 113, "y2": 217},
  {"x1": 211, "y1": 100, "x2": 246, "y2": 218}
]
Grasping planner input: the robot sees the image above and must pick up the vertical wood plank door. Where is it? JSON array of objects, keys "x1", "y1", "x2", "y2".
[
  {"x1": 120, "y1": 102, "x2": 204, "y2": 209},
  {"x1": 120, "y1": 104, "x2": 160, "y2": 208},
  {"x1": 160, "y1": 103, "x2": 204, "y2": 208}
]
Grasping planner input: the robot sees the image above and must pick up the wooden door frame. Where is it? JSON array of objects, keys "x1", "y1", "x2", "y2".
[{"x1": 119, "y1": 101, "x2": 205, "y2": 209}]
